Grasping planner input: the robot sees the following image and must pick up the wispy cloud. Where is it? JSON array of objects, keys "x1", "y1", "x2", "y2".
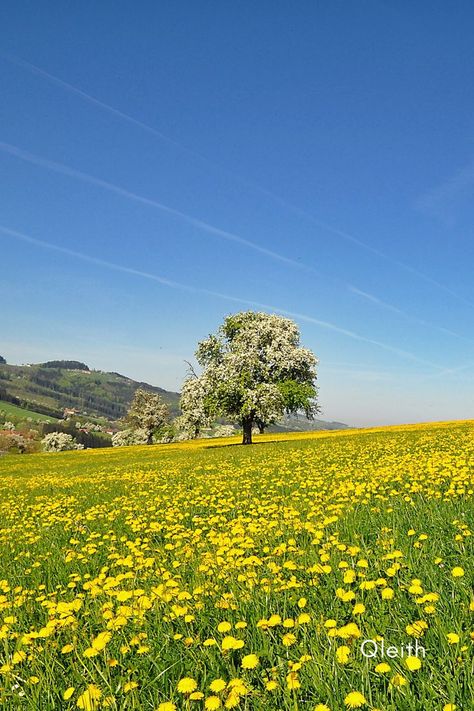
[
  {"x1": 3, "y1": 53, "x2": 473, "y2": 310},
  {"x1": 349, "y1": 286, "x2": 403, "y2": 315},
  {"x1": 1, "y1": 224, "x2": 446, "y2": 372},
  {"x1": 2, "y1": 140, "x2": 472, "y2": 349},
  {"x1": 421, "y1": 360, "x2": 474, "y2": 381},
  {"x1": 349, "y1": 285, "x2": 474, "y2": 345},
  {"x1": 0, "y1": 141, "x2": 313, "y2": 274},
  {"x1": 417, "y1": 160, "x2": 474, "y2": 225}
]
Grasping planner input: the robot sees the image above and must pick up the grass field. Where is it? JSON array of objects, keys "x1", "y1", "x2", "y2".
[
  {"x1": 0, "y1": 421, "x2": 472, "y2": 710},
  {"x1": 0, "y1": 401, "x2": 57, "y2": 423}
]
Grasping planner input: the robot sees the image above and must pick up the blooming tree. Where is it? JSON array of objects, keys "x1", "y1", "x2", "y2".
[
  {"x1": 125, "y1": 389, "x2": 169, "y2": 444},
  {"x1": 111, "y1": 428, "x2": 149, "y2": 447},
  {"x1": 180, "y1": 311, "x2": 319, "y2": 444},
  {"x1": 176, "y1": 376, "x2": 213, "y2": 438},
  {"x1": 41, "y1": 432, "x2": 84, "y2": 452}
]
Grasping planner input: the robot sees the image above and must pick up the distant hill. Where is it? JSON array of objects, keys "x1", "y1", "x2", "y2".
[
  {"x1": 0, "y1": 359, "x2": 349, "y2": 431},
  {"x1": 0, "y1": 361, "x2": 180, "y2": 421},
  {"x1": 271, "y1": 415, "x2": 349, "y2": 432}
]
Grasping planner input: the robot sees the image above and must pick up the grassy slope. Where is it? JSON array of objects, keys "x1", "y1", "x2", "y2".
[
  {"x1": 0, "y1": 400, "x2": 58, "y2": 422},
  {"x1": 0, "y1": 420, "x2": 472, "y2": 710}
]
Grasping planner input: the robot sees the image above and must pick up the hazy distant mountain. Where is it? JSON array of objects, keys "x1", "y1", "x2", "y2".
[{"x1": 270, "y1": 415, "x2": 349, "y2": 432}]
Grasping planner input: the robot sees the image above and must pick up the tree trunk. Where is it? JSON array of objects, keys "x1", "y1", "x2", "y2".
[
  {"x1": 242, "y1": 418, "x2": 253, "y2": 445},
  {"x1": 146, "y1": 430, "x2": 153, "y2": 445}
]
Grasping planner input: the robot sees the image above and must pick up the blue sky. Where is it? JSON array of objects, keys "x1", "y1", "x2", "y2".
[{"x1": 1, "y1": 1, "x2": 473, "y2": 426}]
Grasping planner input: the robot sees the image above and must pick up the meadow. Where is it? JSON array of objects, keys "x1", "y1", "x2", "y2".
[
  {"x1": 0, "y1": 421, "x2": 472, "y2": 711},
  {"x1": 0, "y1": 401, "x2": 57, "y2": 423}
]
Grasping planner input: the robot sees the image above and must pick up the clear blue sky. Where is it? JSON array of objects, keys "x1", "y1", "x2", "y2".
[{"x1": 1, "y1": 1, "x2": 473, "y2": 426}]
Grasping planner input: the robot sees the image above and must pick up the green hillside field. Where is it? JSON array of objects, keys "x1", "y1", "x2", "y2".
[
  {"x1": 0, "y1": 362, "x2": 180, "y2": 421},
  {"x1": 0, "y1": 400, "x2": 58, "y2": 423}
]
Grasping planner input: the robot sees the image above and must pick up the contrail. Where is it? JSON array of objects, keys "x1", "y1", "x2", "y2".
[
  {"x1": 1, "y1": 141, "x2": 470, "y2": 348},
  {"x1": 1, "y1": 224, "x2": 446, "y2": 371},
  {"x1": 349, "y1": 286, "x2": 474, "y2": 345},
  {"x1": 4, "y1": 52, "x2": 473, "y2": 309},
  {"x1": 0, "y1": 141, "x2": 315, "y2": 274}
]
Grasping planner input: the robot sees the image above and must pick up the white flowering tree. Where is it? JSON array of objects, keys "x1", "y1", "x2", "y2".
[
  {"x1": 41, "y1": 432, "x2": 84, "y2": 452},
  {"x1": 180, "y1": 311, "x2": 319, "y2": 444},
  {"x1": 111, "y1": 428, "x2": 148, "y2": 447},
  {"x1": 175, "y1": 375, "x2": 213, "y2": 438},
  {"x1": 125, "y1": 389, "x2": 169, "y2": 444}
]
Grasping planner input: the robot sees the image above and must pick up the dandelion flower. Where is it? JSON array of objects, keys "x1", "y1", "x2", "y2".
[
  {"x1": 390, "y1": 673, "x2": 407, "y2": 687},
  {"x1": 405, "y1": 656, "x2": 422, "y2": 671},
  {"x1": 241, "y1": 654, "x2": 259, "y2": 669},
  {"x1": 209, "y1": 679, "x2": 226, "y2": 693},
  {"x1": 344, "y1": 691, "x2": 366, "y2": 708},
  {"x1": 336, "y1": 646, "x2": 350, "y2": 664},
  {"x1": 177, "y1": 678, "x2": 198, "y2": 694}
]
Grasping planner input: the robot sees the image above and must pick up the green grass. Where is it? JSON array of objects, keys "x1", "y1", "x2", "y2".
[
  {"x1": 0, "y1": 400, "x2": 58, "y2": 423},
  {"x1": 0, "y1": 422, "x2": 472, "y2": 710}
]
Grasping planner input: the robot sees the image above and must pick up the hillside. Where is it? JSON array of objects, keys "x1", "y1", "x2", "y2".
[
  {"x1": 0, "y1": 361, "x2": 180, "y2": 421},
  {"x1": 0, "y1": 359, "x2": 348, "y2": 431}
]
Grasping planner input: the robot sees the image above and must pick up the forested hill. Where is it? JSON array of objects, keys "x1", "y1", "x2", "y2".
[{"x1": 0, "y1": 361, "x2": 180, "y2": 420}]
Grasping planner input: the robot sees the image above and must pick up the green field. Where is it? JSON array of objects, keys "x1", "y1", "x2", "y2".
[
  {"x1": 0, "y1": 400, "x2": 58, "y2": 423},
  {"x1": 0, "y1": 421, "x2": 472, "y2": 710}
]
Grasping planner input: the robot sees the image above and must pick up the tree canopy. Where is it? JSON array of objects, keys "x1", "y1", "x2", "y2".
[
  {"x1": 180, "y1": 311, "x2": 319, "y2": 444},
  {"x1": 125, "y1": 388, "x2": 169, "y2": 444},
  {"x1": 41, "y1": 360, "x2": 89, "y2": 371}
]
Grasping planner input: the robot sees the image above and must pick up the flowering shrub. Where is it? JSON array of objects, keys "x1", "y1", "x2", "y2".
[
  {"x1": 41, "y1": 432, "x2": 84, "y2": 452},
  {"x1": 213, "y1": 424, "x2": 236, "y2": 438},
  {"x1": 111, "y1": 428, "x2": 148, "y2": 447}
]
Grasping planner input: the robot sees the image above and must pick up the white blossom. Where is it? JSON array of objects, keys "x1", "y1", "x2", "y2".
[{"x1": 41, "y1": 432, "x2": 84, "y2": 452}]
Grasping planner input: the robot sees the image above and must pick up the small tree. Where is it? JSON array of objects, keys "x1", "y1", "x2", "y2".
[
  {"x1": 111, "y1": 428, "x2": 148, "y2": 447},
  {"x1": 176, "y1": 375, "x2": 213, "y2": 438},
  {"x1": 42, "y1": 432, "x2": 84, "y2": 452},
  {"x1": 125, "y1": 389, "x2": 169, "y2": 444},
  {"x1": 0, "y1": 356, "x2": 6, "y2": 364},
  {"x1": 180, "y1": 311, "x2": 319, "y2": 444}
]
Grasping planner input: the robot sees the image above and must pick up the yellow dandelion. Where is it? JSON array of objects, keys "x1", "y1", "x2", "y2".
[
  {"x1": 241, "y1": 653, "x2": 259, "y2": 669},
  {"x1": 336, "y1": 645, "x2": 351, "y2": 664},
  {"x1": 177, "y1": 677, "x2": 198, "y2": 694},
  {"x1": 391, "y1": 673, "x2": 408, "y2": 687},
  {"x1": 209, "y1": 679, "x2": 226, "y2": 693},
  {"x1": 344, "y1": 691, "x2": 366, "y2": 708},
  {"x1": 405, "y1": 656, "x2": 422, "y2": 671}
]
